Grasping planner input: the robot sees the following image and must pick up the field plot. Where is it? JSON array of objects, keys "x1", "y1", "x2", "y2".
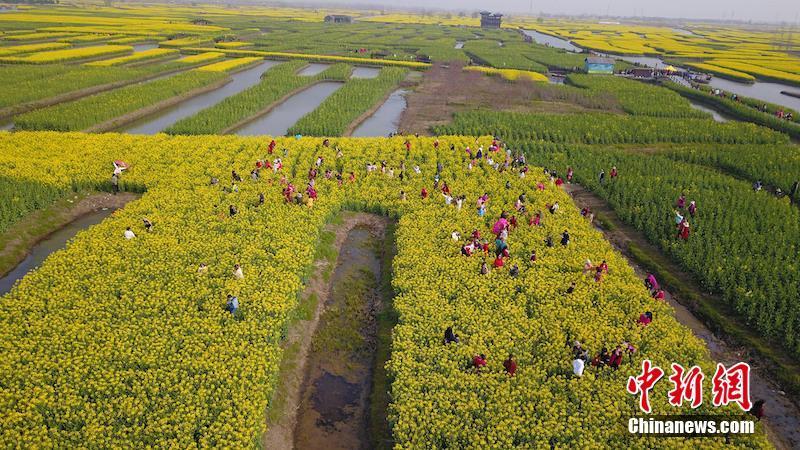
[
  {"x1": 0, "y1": 132, "x2": 769, "y2": 448},
  {"x1": 1, "y1": 3, "x2": 799, "y2": 449}
]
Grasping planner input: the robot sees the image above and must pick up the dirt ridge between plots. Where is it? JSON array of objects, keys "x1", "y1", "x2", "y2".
[
  {"x1": 563, "y1": 183, "x2": 800, "y2": 450},
  {"x1": 262, "y1": 212, "x2": 390, "y2": 450}
]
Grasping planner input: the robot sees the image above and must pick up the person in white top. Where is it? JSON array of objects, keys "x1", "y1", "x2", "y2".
[
  {"x1": 451, "y1": 231, "x2": 461, "y2": 241},
  {"x1": 124, "y1": 227, "x2": 136, "y2": 240},
  {"x1": 443, "y1": 193, "x2": 452, "y2": 205},
  {"x1": 572, "y1": 358, "x2": 585, "y2": 377},
  {"x1": 233, "y1": 264, "x2": 244, "y2": 280}
]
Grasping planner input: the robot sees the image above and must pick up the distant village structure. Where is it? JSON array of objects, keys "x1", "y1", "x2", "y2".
[
  {"x1": 324, "y1": 14, "x2": 353, "y2": 24},
  {"x1": 479, "y1": 11, "x2": 502, "y2": 29},
  {"x1": 584, "y1": 56, "x2": 614, "y2": 74}
]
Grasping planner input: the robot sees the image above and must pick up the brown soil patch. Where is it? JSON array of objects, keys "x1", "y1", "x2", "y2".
[
  {"x1": 563, "y1": 183, "x2": 800, "y2": 449},
  {"x1": 398, "y1": 62, "x2": 621, "y2": 135}
]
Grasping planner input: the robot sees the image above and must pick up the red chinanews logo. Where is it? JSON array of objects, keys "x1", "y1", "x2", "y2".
[{"x1": 627, "y1": 360, "x2": 751, "y2": 413}]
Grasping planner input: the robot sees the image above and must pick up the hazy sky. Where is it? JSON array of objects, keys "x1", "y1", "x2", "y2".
[{"x1": 309, "y1": 0, "x2": 800, "y2": 23}]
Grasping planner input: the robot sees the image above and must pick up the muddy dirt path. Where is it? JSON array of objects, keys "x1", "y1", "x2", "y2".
[
  {"x1": 563, "y1": 183, "x2": 800, "y2": 449},
  {"x1": 262, "y1": 212, "x2": 391, "y2": 450}
]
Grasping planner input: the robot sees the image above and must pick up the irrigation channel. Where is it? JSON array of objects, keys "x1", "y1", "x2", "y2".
[
  {"x1": 233, "y1": 82, "x2": 344, "y2": 136},
  {"x1": 351, "y1": 67, "x2": 380, "y2": 79},
  {"x1": 132, "y1": 43, "x2": 159, "y2": 52},
  {"x1": 688, "y1": 101, "x2": 729, "y2": 122},
  {"x1": 263, "y1": 212, "x2": 394, "y2": 450},
  {"x1": 298, "y1": 63, "x2": 331, "y2": 76},
  {"x1": 522, "y1": 29, "x2": 800, "y2": 111},
  {"x1": 522, "y1": 29, "x2": 582, "y2": 52},
  {"x1": 0, "y1": 208, "x2": 117, "y2": 295},
  {"x1": 351, "y1": 89, "x2": 408, "y2": 137},
  {"x1": 121, "y1": 60, "x2": 280, "y2": 134}
]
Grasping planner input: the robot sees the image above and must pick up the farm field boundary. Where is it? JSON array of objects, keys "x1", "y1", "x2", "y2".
[
  {"x1": 565, "y1": 183, "x2": 800, "y2": 448},
  {"x1": 87, "y1": 77, "x2": 231, "y2": 133},
  {"x1": 0, "y1": 61, "x2": 213, "y2": 121},
  {"x1": 0, "y1": 192, "x2": 139, "y2": 278}
]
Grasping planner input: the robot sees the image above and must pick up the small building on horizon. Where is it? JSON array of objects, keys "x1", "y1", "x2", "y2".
[
  {"x1": 324, "y1": 14, "x2": 353, "y2": 24},
  {"x1": 480, "y1": 11, "x2": 502, "y2": 29},
  {"x1": 584, "y1": 56, "x2": 614, "y2": 74}
]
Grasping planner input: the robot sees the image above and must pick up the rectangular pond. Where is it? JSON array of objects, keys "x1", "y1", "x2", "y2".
[
  {"x1": 351, "y1": 67, "x2": 380, "y2": 79},
  {"x1": 121, "y1": 60, "x2": 280, "y2": 135},
  {"x1": 298, "y1": 63, "x2": 331, "y2": 76},
  {"x1": 351, "y1": 89, "x2": 407, "y2": 137},
  {"x1": 233, "y1": 81, "x2": 344, "y2": 136}
]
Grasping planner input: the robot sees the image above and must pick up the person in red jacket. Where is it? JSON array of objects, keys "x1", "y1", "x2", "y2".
[
  {"x1": 567, "y1": 167, "x2": 574, "y2": 182},
  {"x1": 638, "y1": 311, "x2": 653, "y2": 326},
  {"x1": 268, "y1": 139, "x2": 276, "y2": 154},
  {"x1": 472, "y1": 354, "x2": 487, "y2": 373},
  {"x1": 405, "y1": 140, "x2": 411, "y2": 151},
  {"x1": 652, "y1": 289, "x2": 666, "y2": 301},
  {"x1": 421, "y1": 187, "x2": 428, "y2": 199},
  {"x1": 503, "y1": 354, "x2": 517, "y2": 376},
  {"x1": 610, "y1": 166, "x2": 618, "y2": 179},
  {"x1": 493, "y1": 255, "x2": 504, "y2": 268},
  {"x1": 678, "y1": 220, "x2": 691, "y2": 240},
  {"x1": 608, "y1": 345, "x2": 624, "y2": 370}
]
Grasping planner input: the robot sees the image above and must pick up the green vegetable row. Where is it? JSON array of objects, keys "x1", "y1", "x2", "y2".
[
  {"x1": 166, "y1": 62, "x2": 352, "y2": 135},
  {"x1": 15, "y1": 70, "x2": 226, "y2": 132},
  {"x1": 288, "y1": 67, "x2": 407, "y2": 136},
  {"x1": 434, "y1": 110, "x2": 787, "y2": 145}
]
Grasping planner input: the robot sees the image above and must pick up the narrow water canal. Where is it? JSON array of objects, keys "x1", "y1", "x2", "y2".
[
  {"x1": 0, "y1": 208, "x2": 116, "y2": 296},
  {"x1": 351, "y1": 67, "x2": 380, "y2": 79},
  {"x1": 522, "y1": 29, "x2": 582, "y2": 52},
  {"x1": 233, "y1": 81, "x2": 343, "y2": 136},
  {"x1": 121, "y1": 60, "x2": 279, "y2": 135},
  {"x1": 133, "y1": 43, "x2": 159, "y2": 52},
  {"x1": 351, "y1": 89, "x2": 407, "y2": 137},
  {"x1": 687, "y1": 100, "x2": 729, "y2": 122},
  {"x1": 298, "y1": 63, "x2": 331, "y2": 76},
  {"x1": 294, "y1": 221, "x2": 390, "y2": 450}
]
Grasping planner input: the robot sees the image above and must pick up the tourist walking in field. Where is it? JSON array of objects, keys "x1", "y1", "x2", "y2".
[
  {"x1": 688, "y1": 200, "x2": 697, "y2": 216},
  {"x1": 561, "y1": 230, "x2": 570, "y2": 246},
  {"x1": 472, "y1": 354, "x2": 487, "y2": 373},
  {"x1": 645, "y1": 273, "x2": 659, "y2": 291},
  {"x1": 197, "y1": 263, "x2": 208, "y2": 275},
  {"x1": 111, "y1": 172, "x2": 119, "y2": 195},
  {"x1": 652, "y1": 289, "x2": 666, "y2": 301},
  {"x1": 608, "y1": 345, "x2": 623, "y2": 370},
  {"x1": 610, "y1": 166, "x2": 618, "y2": 179},
  {"x1": 233, "y1": 264, "x2": 244, "y2": 280},
  {"x1": 226, "y1": 294, "x2": 239, "y2": 315},
  {"x1": 503, "y1": 354, "x2": 517, "y2": 376},
  {"x1": 638, "y1": 311, "x2": 653, "y2": 326},
  {"x1": 676, "y1": 193, "x2": 686, "y2": 209},
  {"x1": 677, "y1": 219, "x2": 691, "y2": 240},
  {"x1": 444, "y1": 326, "x2": 459, "y2": 344},
  {"x1": 599, "y1": 170, "x2": 605, "y2": 184},
  {"x1": 124, "y1": 227, "x2": 136, "y2": 240},
  {"x1": 572, "y1": 356, "x2": 585, "y2": 377}
]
